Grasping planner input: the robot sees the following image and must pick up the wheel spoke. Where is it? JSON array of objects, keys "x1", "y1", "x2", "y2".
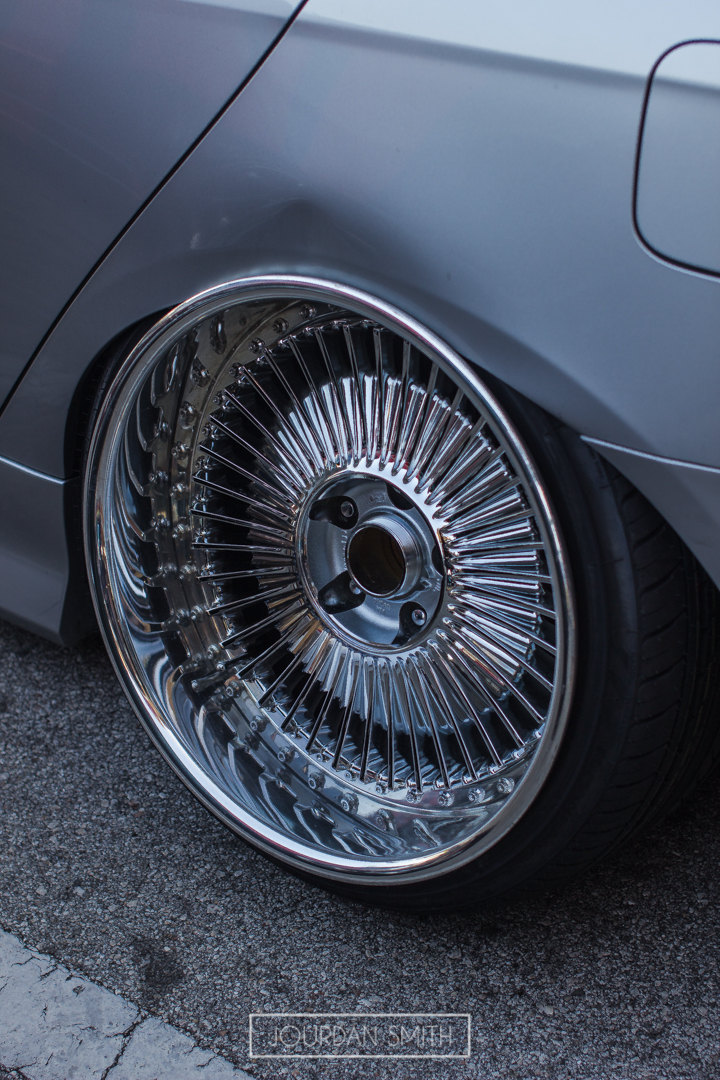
[
  {"x1": 428, "y1": 641, "x2": 505, "y2": 765},
  {"x1": 93, "y1": 290, "x2": 574, "y2": 877}
]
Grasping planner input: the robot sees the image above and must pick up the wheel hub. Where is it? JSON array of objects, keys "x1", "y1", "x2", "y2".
[{"x1": 300, "y1": 473, "x2": 444, "y2": 648}]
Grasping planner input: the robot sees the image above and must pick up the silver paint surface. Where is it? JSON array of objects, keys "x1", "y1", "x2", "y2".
[
  {"x1": 0, "y1": 0, "x2": 300, "y2": 408},
  {"x1": 4, "y1": 4, "x2": 720, "y2": 475},
  {"x1": 300, "y1": 0, "x2": 720, "y2": 75},
  {"x1": 0, "y1": 456, "x2": 78, "y2": 643},
  {"x1": 636, "y1": 41, "x2": 720, "y2": 275},
  {"x1": 2, "y1": 0, "x2": 720, "y2": 634}
]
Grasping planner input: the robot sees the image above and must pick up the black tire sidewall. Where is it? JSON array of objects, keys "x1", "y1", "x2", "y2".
[{"x1": 286, "y1": 387, "x2": 646, "y2": 910}]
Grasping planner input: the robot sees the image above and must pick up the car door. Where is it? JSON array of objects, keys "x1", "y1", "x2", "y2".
[{"x1": 0, "y1": 0, "x2": 303, "y2": 409}]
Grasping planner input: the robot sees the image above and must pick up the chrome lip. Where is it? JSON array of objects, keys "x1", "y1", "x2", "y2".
[{"x1": 84, "y1": 274, "x2": 576, "y2": 885}]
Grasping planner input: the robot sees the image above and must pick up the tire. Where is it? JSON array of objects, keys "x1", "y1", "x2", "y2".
[{"x1": 83, "y1": 277, "x2": 720, "y2": 911}]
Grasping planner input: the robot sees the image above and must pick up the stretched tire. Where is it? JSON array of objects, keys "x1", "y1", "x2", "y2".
[{"x1": 83, "y1": 277, "x2": 720, "y2": 910}]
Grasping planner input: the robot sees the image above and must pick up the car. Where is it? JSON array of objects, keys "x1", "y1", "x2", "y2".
[{"x1": 3, "y1": 0, "x2": 720, "y2": 912}]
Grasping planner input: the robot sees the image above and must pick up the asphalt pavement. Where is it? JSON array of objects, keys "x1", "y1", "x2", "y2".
[{"x1": 0, "y1": 615, "x2": 718, "y2": 1080}]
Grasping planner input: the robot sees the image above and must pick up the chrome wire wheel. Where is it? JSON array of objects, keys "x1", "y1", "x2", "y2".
[{"x1": 85, "y1": 277, "x2": 575, "y2": 883}]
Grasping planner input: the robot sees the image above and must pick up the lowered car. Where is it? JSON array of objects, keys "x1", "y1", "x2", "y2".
[{"x1": 2, "y1": 0, "x2": 720, "y2": 910}]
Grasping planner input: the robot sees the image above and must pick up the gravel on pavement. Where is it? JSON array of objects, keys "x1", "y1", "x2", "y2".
[
  {"x1": 0, "y1": 928, "x2": 248, "y2": 1079},
  {"x1": 0, "y1": 616, "x2": 718, "y2": 1079}
]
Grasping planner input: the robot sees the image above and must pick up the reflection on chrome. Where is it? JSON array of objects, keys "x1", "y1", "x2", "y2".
[{"x1": 86, "y1": 278, "x2": 575, "y2": 882}]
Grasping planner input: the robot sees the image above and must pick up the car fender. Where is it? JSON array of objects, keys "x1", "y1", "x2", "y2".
[{"x1": 4, "y1": 0, "x2": 720, "y2": 638}]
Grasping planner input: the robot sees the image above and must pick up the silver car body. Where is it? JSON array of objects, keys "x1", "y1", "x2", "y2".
[{"x1": 1, "y1": 0, "x2": 720, "y2": 642}]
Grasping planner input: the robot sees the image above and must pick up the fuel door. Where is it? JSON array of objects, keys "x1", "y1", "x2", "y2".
[{"x1": 636, "y1": 41, "x2": 720, "y2": 275}]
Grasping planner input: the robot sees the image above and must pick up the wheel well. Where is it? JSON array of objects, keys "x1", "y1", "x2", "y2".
[
  {"x1": 64, "y1": 311, "x2": 165, "y2": 478},
  {"x1": 56, "y1": 312, "x2": 166, "y2": 646}
]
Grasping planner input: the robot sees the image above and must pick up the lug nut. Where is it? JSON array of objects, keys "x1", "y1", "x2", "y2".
[
  {"x1": 411, "y1": 606, "x2": 427, "y2": 626},
  {"x1": 340, "y1": 500, "x2": 355, "y2": 519},
  {"x1": 348, "y1": 580, "x2": 363, "y2": 596}
]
